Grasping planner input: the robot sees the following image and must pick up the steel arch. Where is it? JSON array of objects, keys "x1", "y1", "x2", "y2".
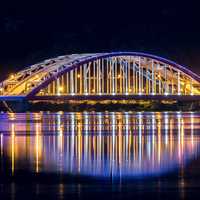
[{"x1": 1, "y1": 52, "x2": 200, "y2": 98}]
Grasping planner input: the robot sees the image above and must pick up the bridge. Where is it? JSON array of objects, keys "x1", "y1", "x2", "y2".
[{"x1": 1, "y1": 52, "x2": 200, "y2": 110}]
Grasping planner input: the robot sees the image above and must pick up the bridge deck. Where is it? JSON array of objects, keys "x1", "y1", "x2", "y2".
[
  {"x1": 0, "y1": 96, "x2": 26, "y2": 101},
  {"x1": 28, "y1": 95, "x2": 200, "y2": 101},
  {"x1": 0, "y1": 95, "x2": 200, "y2": 102}
]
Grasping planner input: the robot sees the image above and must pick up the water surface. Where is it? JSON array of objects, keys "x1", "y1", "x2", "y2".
[{"x1": 0, "y1": 112, "x2": 200, "y2": 199}]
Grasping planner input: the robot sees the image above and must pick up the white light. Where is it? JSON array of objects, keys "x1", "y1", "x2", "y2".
[
  {"x1": 177, "y1": 111, "x2": 182, "y2": 119},
  {"x1": 164, "y1": 92, "x2": 168, "y2": 96}
]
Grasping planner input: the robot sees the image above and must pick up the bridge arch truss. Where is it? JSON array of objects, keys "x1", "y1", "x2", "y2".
[{"x1": 1, "y1": 52, "x2": 200, "y2": 100}]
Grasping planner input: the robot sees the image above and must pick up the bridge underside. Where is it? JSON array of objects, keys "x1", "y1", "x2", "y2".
[
  {"x1": 1, "y1": 94, "x2": 200, "y2": 112},
  {"x1": 30, "y1": 94, "x2": 200, "y2": 101}
]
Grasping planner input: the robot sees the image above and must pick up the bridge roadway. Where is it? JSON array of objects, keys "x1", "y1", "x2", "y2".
[{"x1": 1, "y1": 95, "x2": 200, "y2": 101}]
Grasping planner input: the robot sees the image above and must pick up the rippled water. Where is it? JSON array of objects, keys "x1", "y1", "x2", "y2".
[{"x1": 1, "y1": 112, "x2": 200, "y2": 199}]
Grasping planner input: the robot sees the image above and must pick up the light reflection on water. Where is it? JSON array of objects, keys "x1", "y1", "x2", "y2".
[{"x1": 0, "y1": 112, "x2": 200, "y2": 179}]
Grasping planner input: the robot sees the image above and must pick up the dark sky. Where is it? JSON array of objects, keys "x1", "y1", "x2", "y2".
[{"x1": 0, "y1": 0, "x2": 200, "y2": 80}]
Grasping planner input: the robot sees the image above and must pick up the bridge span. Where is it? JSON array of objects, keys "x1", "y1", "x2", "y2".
[{"x1": 0, "y1": 52, "x2": 200, "y2": 111}]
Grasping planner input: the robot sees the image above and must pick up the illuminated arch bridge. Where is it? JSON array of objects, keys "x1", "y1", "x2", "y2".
[{"x1": 1, "y1": 52, "x2": 200, "y2": 101}]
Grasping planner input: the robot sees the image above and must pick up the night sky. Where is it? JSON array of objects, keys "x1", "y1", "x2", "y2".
[{"x1": 0, "y1": 1, "x2": 200, "y2": 81}]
